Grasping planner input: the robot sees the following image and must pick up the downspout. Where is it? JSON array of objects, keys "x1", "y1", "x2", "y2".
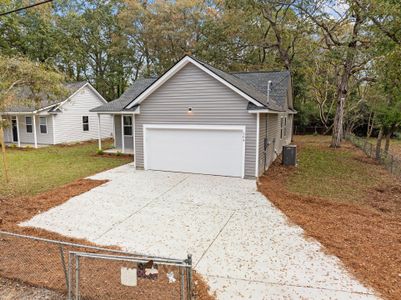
[{"x1": 255, "y1": 113, "x2": 260, "y2": 177}]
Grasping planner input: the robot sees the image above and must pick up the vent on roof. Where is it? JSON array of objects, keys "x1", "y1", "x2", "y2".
[{"x1": 267, "y1": 80, "x2": 272, "y2": 104}]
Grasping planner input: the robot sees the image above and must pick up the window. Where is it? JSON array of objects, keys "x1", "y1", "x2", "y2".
[
  {"x1": 82, "y1": 116, "x2": 89, "y2": 131},
  {"x1": 280, "y1": 117, "x2": 284, "y2": 139},
  {"x1": 26, "y1": 116, "x2": 32, "y2": 133},
  {"x1": 123, "y1": 116, "x2": 132, "y2": 136},
  {"x1": 39, "y1": 117, "x2": 47, "y2": 134}
]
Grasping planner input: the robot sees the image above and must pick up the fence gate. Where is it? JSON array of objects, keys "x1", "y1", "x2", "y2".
[{"x1": 68, "y1": 251, "x2": 192, "y2": 300}]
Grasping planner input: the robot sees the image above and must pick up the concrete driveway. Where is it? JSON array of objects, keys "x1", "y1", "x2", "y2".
[{"x1": 22, "y1": 164, "x2": 377, "y2": 299}]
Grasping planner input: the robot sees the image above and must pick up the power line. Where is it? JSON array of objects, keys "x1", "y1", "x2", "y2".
[{"x1": 0, "y1": 0, "x2": 54, "y2": 17}]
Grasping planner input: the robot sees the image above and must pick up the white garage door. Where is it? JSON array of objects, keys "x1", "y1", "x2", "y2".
[{"x1": 144, "y1": 125, "x2": 245, "y2": 177}]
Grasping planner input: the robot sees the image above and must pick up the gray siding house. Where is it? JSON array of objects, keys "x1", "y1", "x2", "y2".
[
  {"x1": 92, "y1": 56, "x2": 295, "y2": 178},
  {"x1": 1, "y1": 82, "x2": 113, "y2": 148}
]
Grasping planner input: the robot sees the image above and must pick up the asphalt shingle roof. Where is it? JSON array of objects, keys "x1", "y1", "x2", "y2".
[
  {"x1": 4, "y1": 82, "x2": 87, "y2": 113},
  {"x1": 91, "y1": 78, "x2": 157, "y2": 112},
  {"x1": 193, "y1": 58, "x2": 286, "y2": 112},
  {"x1": 231, "y1": 71, "x2": 291, "y2": 110},
  {"x1": 92, "y1": 56, "x2": 292, "y2": 113}
]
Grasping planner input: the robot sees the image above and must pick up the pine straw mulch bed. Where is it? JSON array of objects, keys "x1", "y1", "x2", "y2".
[
  {"x1": 258, "y1": 138, "x2": 401, "y2": 300},
  {"x1": 0, "y1": 179, "x2": 215, "y2": 300}
]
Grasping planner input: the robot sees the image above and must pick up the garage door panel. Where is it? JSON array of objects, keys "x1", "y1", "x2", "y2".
[{"x1": 144, "y1": 126, "x2": 244, "y2": 177}]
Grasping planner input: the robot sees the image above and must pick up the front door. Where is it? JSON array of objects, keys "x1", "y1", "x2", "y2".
[{"x1": 11, "y1": 117, "x2": 18, "y2": 142}]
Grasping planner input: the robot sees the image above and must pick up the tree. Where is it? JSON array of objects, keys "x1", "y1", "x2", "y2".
[
  {"x1": 0, "y1": 55, "x2": 66, "y2": 182},
  {"x1": 372, "y1": 47, "x2": 401, "y2": 157},
  {"x1": 292, "y1": 0, "x2": 372, "y2": 147}
]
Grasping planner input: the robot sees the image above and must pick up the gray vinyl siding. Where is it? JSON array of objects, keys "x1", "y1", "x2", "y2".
[
  {"x1": 265, "y1": 114, "x2": 279, "y2": 169},
  {"x1": 114, "y1": 115, "x2": 134, "y2": 151},
  {"x1": 54, "y1": 86, "x2": 113, "y2": 144},
  {"x1": 258, "y1": 114, "x2": 267, "y2": 176},
  {"x1": 134, "y1": 63, "x2": 257, "y2": 178},
  {"x1": 263, "y1": 113, "x2": 292, "y2": 171},
  {"x1": 2, "y1": 116, "x2": 12, "y2": 143}
]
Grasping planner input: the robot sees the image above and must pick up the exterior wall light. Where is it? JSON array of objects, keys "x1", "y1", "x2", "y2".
[{"x1": 187, "y1": 107, "x2": 193, "y2": 114}]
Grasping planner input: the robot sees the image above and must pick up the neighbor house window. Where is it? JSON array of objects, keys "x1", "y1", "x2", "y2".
[
  {"x1": 82, "y1": 116, "x2": 89, "y2": 131},
  {"x1": 39, "y1": 117, "x2": 47, "y2": 134},
  {"x1": 123, "y1": 116, "x2": 132, "y2": 136},
  {"x1": 280, "y1": 117, "x2": 284, "y2": 139},
  {"x1": 26, "y1": 116, "x2": 32, "y2": 133}
]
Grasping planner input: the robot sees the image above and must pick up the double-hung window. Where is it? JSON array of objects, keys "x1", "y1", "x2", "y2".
[
  {"x1": 123, "y1": 116, "x2": 133, "y2": 136},
  {"x1": 39, "y1": 117, "x2": 47, "y2": 134},
  {"x1": 280, "y1": 117, "x2": 284, "y2": 139},
  {"x1": 83, "y1": 116, "x2": 89, "y2": 131},
  {"x1": 26, "y1": 116, "x2": 33, "y2": 133}
]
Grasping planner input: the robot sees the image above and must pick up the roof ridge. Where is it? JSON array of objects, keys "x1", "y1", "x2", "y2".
[{"x1": 231, "y1": 70, "x2": 290, "y2": 75}]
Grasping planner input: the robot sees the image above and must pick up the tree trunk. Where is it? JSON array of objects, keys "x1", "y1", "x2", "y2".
[
  {"x1": 0, "y1": 126, "x2": 10, "y2": 183},
  {"x1": 366, "y1": 111, "x2": 374, "y2": 138},
  {"x1": 384, "y1": 131, "x2": 391, "y2": 153},
  {"x1": 376, "y1": 128, "x2": 384, "y2": 160},
  {"x1": 331, "y1": 91, "x2": 346, "y2": 148}
]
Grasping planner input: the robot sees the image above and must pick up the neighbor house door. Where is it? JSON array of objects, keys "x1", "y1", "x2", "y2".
[{"x1": 11, "y1": 117, "x2": 18, "y2": 142}]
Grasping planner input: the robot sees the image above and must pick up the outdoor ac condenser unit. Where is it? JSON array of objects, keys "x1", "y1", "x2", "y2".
[{"x1": 282, "y1": 145, "x2": 297, "y2": 166}]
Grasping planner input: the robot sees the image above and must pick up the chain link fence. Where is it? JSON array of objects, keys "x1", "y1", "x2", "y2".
[
  {"x1": 346, "y1": 134, "x2": 401, "y2": 177},
  {"x1": 0, "y1": 231, "x2": 192, "y2": 300}
]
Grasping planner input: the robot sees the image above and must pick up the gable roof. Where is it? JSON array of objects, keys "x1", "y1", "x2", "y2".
[
  {"x1": 231, "y1": 71, "x2": 291, "y2": 110},
  {"x1": 91, "y1": 78, "x2": 157, "y2": 113},
  {"x1": 3, "y1": 81, "x2": 88, "y2": 113},
  {"x1": 92, "y1": 56, "x2": 293, "y2": 113},
  {"x1": 192, "y1": 58, "x2": 286, "y2": 112}
]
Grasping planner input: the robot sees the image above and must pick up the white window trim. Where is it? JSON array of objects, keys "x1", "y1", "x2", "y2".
[
  {"x1": 82, "y1": 116, "x2": 89, "y2": 132},
  {"x1": 39, "y1": 116, "x2": 48, "y2": 134},
  {"x1": 143, "y1": 124, "x2": 246, "y2": 178},
  {"x1": 26, "y1": 116, "x2": 33, "y2": 133},
  {"x1": 123, "y1": 115, "x2": 133, "y2": 136}
]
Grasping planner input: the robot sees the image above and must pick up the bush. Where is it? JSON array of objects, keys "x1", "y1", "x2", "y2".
[{"x1": 96, "y1": 149, "x2": 104, "y2": 155}]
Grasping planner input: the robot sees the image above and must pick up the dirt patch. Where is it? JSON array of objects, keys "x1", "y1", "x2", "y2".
[
  {"x1": 258, "y1": 139, "x2": 401, "y2": 300},
  {"x1": 0, "y1": 179, "x2": 215, "y2": 299},
  {"x1": 0, "y1": 277, "x2": 63, "y2": 300},
  {"x1": 0, "y1": 179, "x2": 106, "y2": 232},
  {"x1": 92, "y1": 153, "x2": 133, "y2": 159}
]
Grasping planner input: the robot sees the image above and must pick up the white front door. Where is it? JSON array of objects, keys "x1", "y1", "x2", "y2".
[{"x1": 144, "y1": 125, "x2": 245, "y2": 177}]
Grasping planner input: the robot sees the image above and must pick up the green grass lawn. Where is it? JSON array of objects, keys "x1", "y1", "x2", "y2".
[
  {"x1": 285, "y1": 135, "x2": 386, "y2": 203},
  {"x1": 0, "y1": 141, "x2": 132, "y2": 199}
]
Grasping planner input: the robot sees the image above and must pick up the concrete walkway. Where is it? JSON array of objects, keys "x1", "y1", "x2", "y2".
[{"x1": 22, "y1": 164, "x2": 378, "y2": 299}]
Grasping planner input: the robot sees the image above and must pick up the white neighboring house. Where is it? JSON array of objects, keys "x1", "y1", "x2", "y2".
[{"x1": 0, "y1": 82, "x2": 113, "y2": 148}]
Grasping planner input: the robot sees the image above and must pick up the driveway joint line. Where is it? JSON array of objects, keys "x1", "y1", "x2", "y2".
[
  {"x1": 94, "y1": 174, "x2": 191, "y2": 241},
  {"x1": 204, "y1": 274, "x2": 377, "y2": 296},
  {"x1": 194, "y1": 210, "x2": 237, "y2": 268}
]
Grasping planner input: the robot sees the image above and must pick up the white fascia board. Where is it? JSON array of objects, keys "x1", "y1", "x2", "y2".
[
  {"x1": 143, "y1": 124, "x2": 246, "y2": 131},
  {"x1": 248, "y1": 109, "x2": 281, "y2": 114},
  {"x1": 126, "y1": 56, "x2": 264, "y2": 109},
  {"x1": 95, "y1": 109, "x2": 140, "y2": 115},
  {"x1": 86, "y1": 83, "x2": 108, "y2": 104},
  {"x1": 53, "y1": 82, "x2": 104, "y2": 112},
  {"x1": 51, "y1": 83, "x2": 88, "y2": 112},
  {"x1": 0, "y1": 111, "x2": 35, "y2": 115}
]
